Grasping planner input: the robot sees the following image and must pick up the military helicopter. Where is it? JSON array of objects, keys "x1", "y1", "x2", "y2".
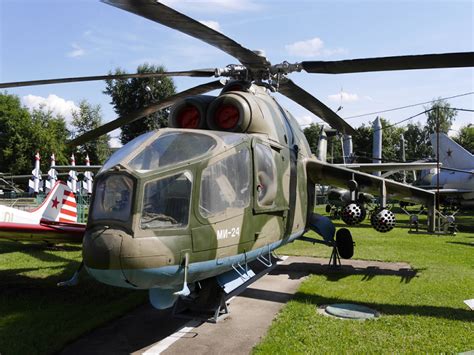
[{"x1": 2, "y1": 0, "x2": 472, "y2": 313}]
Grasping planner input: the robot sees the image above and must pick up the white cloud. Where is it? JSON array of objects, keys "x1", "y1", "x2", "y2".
[
  {"x1": 162, "y1": 0, "x2": 261, "y2": 12},
  {"x1": 199, "y1": 20, "x2": 221, "y2": 32},
  {"x1": 295, "y1": 115, "x2": 314, "y2": 127},
  {"x1": 328, "y1": 91, "x2": 360, "y2": 103},
  {"x1": 109, "y1": 136, "x2": 123, "y2": 149},
  {"x1": 285, "y1": 37, "x2": 346, "y2": 58},
  {"x1": 22, "y1": 94, "x2": 79, "y2": 123},
  {"x1": 67, "y1": 43, "x2": 85, "y2": 58},
  {"x1": 108, "y1": 129, "x2": 123, "y2": 149}
]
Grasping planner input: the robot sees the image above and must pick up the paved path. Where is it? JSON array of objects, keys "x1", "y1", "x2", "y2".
[{"x1": 61, "y1": 256, "x2": 414, "y2": 355}]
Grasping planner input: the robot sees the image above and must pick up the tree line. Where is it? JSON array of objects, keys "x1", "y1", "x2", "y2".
[
  {"x1": 0, "y1": 64, "x2": 175, "y2": 175},
  {"x1": 303, "y1": 99, "x2": 473, "y2": 166}
]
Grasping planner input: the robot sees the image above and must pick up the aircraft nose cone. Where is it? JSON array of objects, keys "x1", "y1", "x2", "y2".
[{"x1": 82, "y1": 227, "x2": 125, "y2": 271}]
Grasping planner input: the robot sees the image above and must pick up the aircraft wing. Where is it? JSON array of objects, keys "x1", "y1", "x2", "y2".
[
  {"x1": 338, "y1": 162, "x2": 439, "y2": 172},
  {"x1": 0, "y1": 220, "x2": 85, "y2": 243},
  {"x1": 427, "y1": 188, "x2": 473, "y2": 194},
  {"x1": 306, "y1": 159, "x2": 435, "y2": 205}
]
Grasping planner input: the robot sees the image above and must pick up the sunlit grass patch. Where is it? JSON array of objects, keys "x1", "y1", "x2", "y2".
[{"x1": 254, "y1": 208, "x2": 474, "y2": 353}]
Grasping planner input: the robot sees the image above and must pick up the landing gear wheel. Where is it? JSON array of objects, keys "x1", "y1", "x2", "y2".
[{"x1": 335, "y1": 228, "x2": 354, "y2": 259}]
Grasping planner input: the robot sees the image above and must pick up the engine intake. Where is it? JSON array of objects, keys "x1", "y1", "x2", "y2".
[
  {"x1": 206, "y1": 90, "x2": 271, "y2": 134},
  {"x1": 169, "y1": 95, "x2": 215, "y2": 129}
]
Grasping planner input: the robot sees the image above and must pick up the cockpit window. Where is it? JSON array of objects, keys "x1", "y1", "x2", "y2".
[
  {"x1": 141, "y1": 172, "x2": 192, "y2": 230},
  {"x1": 129, "y1": 132, "x2": 217, "y2": 172},
  {"x1": 199, "y1": 149, "x2": 250, "y2": 218},
  {"x1": 92, "y1": 174, "x2": 133, "y2": 221},
  {"x1": 101, "y1": 131, "x2": 155, "y2": 173},
  {"x1": 255, "y1": 144, "x2": 277, "y2": 206}
]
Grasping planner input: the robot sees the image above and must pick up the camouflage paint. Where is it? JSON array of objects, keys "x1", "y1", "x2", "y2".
[{"x1": 83, "y1": 81, "x2": 434, "y2": 293}]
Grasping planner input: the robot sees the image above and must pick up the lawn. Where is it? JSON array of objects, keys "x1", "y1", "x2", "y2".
[
  {"x1": 0, "y1": 241, "x2": 147, "y2": 355},
  {"x1": 254, "y1": 208, "x2": 474, "y2": 353},
  {"x1": 0, "y1": 207, "x2": 472, "y2": 354}
]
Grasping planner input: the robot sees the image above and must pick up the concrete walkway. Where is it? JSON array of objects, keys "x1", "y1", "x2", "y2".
[{"x1": 61, "y1": 256, "x2": 414, "y2": 355}]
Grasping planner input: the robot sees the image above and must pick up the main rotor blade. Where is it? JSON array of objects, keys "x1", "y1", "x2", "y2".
[
  {"x1": 278, "y1": 78, "x2": 356, "y2": 135},
  {"x1": 102, "y1": 0, "x2": 270, "y2": 70},
  {"x1": 0, "y1": 69, "x2": 216, "y2": 89},
  {"x1": 68, "y1": 80, "x2": 224, "y2": 147},
  {"x1": 301, "y1": 52, "x2": 474, "y2": 74}
]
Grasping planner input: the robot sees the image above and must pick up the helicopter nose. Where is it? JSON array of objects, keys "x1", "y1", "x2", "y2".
[
  {"x1": 82, "y1": 227, "x2": 129, "y2": 287},
  {"x1": 82, "y1": 227, "x2": 177, "y2": 289}
]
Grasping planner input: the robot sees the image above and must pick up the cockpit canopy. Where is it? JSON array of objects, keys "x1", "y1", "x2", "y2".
[
  {"x1": 91, "y1": 129, "x2": 252, "y2": 229},
  {"x1": 100, "y1": 129, "x2": 247, "y2": 174}
]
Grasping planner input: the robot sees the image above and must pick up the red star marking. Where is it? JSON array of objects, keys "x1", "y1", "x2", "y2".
[{"x1": 51, "y1": 197, "x2": 60, "y2": 209}]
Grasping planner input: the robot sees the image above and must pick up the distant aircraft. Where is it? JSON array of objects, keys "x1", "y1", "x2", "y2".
[
  {"x1": 0, "y1": 181, "x2": 85, "y2": 243},
  {"x1": 318, "y1": 123, "x2": 437, "y2": 225},
  {"x1": 416, "y1": 133, "x2": 474, "y2": 208}
]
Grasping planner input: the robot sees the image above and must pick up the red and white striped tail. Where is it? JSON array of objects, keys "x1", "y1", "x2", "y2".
[{"x1": 59, "y1": 190, "x2": 77, "y2": 223}]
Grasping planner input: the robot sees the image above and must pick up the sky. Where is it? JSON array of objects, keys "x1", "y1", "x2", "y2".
[{"x1": 1, "y1": 0, "x2": 473, "y2": 150}]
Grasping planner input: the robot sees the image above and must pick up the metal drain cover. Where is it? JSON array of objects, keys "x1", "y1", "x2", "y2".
[{"x1": 324, "y1": 303, "x2": 379, "y2": 319}]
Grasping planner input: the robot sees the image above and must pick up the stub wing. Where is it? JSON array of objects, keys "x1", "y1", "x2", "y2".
[
  {"x1": 431, "y1": 188, "x2": 473, "y2": 194},
  {"x1": 338, "y1": 162, "x2": 439, "y2": 172},
  {"x1": 306, "y1": 159, "x2": 435, "y2": 205}
]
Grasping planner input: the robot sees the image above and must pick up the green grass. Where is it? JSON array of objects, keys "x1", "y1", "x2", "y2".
[
  {"x1": 254, "y1": 207, "x2": 474, "y2": 353},
  {"x1": 0, "y1": 208, "x2": 472, "y2": 354},
  {"x1": 0, "y1": 241, "x2": 147, "y2": 355}
]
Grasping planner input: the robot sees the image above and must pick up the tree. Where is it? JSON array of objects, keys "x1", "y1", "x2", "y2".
[
  {"x1": 0, "y1": 92, "x2": 70, "y2": 174},
  {"x1": 403, "y1": 122, "x2": 431, "y2": 161},
  {"x1": 327, "y1": 134, "x2": 343, "y2": 163},
  {"x1": 453, "y1": 124, "x2": 474, "y2": 154},
  {"x1": 71, "y1": 100, "x2": 111, "y2": 164},
  {"x1": 104, "y1": 63, "x2": 177, "y2": 144},
  {"x1": 379, "y1": 118, "x2": 405, "y2": 163},
  {"x1": 352, "y1": 123, "x2": 373, "y2": 162},
  {"x1": 302, "y1": 124, "x2": 344, "y2": 162},
  {"x1": 303, "y1": 123, "x2": 321, "y2": 155},
  {"x1": 30, "y1": 108, "x2": 70, "y2": 171},
  {"x1": 0, "y1": 92, "x2": 35, "y2": 174},
  {"x1": 424, "y1": 98, "x2": 457, "y2": 134},
  {"x1": 352, "y1": 118, "x2": 404, "y2": 163}
]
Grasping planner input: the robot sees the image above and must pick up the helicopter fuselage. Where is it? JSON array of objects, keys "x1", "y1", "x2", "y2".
[{"x1": 82, "y1": 84, "x2": 314, "y2": 306}]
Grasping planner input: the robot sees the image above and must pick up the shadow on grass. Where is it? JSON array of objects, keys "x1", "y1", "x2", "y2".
[
  {"x1": 0, "y1": 261, "x2": 81, "y2": 289},
  {"x1": 271, "y1": 261, "x2": 422, "y2": 284},
  {"x1": 0, "y1": 240, "x2": 81, "y2": 264},
  {"x1": 446, "y1": 241, "x2": 474, "y2": 247},
  {"x1": 0, "y1": 240, "x2": 81, "y2": 253},
  {"x1": 295, "y1": 292, "x2": 474, "y2": 322},
  {"x1": 239, "y1": 289, "x2": 473, "y2": 321}
]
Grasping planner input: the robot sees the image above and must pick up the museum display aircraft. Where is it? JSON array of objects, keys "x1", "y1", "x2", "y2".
[
  {"x1": 0, "y1": 181, "x2": 85, "y2": 243},
  {"x1": 416, "y1": 133, "x2": 474, "y2": 208},
  {"x1": 1, "y1": 0, "x2": 472, "y2": 312}
]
